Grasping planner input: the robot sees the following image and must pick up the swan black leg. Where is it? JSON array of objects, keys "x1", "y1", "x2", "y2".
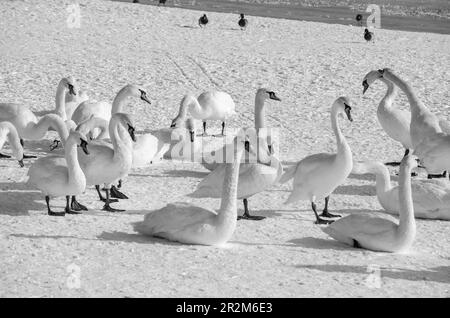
[
  {"x1": 96, "y1": 185, "x2": 118, "y2": 203},
  {"x1": 199, "y1": 121, "x2": 209, "y2": 136},
  {"x1": 110, "y1": 185, "x2": 129, "y2": 199},
  {"x1": 102, "y1": 188, "x2": 125, "y2": 212},
  {"x1": 238, "y1": 198, "x2": 265, "y2": 221},
  {"x1": 320, "y1": 196, "x2": 341, "y2": 218},
  {"x1": 312, "y1": 201, "x2": 333, "y2": 225},
  {"x1": 221, "y1": 122, "x2": 226, "y2": 136},
  {"x1": 71, "y1": 196, "x2": 88, "y2": 211},
  {"x1": 427, "y1": 171, "x2": 447, "y2": 179},
  {"x1": 46, "y1": 195, "x2": 65, "y2": 216},
  {"x1": 65, "y1": 196, "x2": 82, "y2": 214}
]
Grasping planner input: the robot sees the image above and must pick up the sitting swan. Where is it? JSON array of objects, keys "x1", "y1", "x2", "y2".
[
  {"x1": 322, "y1": 155, "x2": 417, "y2": 253},
  {"x1": 280, "y1": 97, "x2": 354, "y2": 224},
  {"x1": 352, "y1": 160, "x2": 450, "y2": 220},
  {"x1": 71, "y1": 84, "x2": 151, "y2": 138},
  {"x1": 27, "y1": 130, "x2": 89, "y2": 216},
  {"x1": 0, "y1": 121, "x2": 24, "y2": 167},
  {"x1": 189, "y1": 88, "x2": 283, "y2": 220},
  {"x1": 171, "y1": 91, "x2": 236, "y2": 136},
  {"x1": 73, "y1": 113, "x2": 136, "y2": 212},
  {"x1": 133, "y1": 138, "x2": 248, "y2": 246},
  {"x1": 413, "y1": 132, "x2": 450, "y2": 178},
  {"x1": 362, "y1": 70, "x2": 412, "y2": 163}
]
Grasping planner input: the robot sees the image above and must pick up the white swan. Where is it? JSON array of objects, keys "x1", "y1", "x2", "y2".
[
  {"x1": 159, "y1": 117, "x2": 198, "y2": 162},
  {"x1": 64, "y1": 77, "x2": 89, "y2": 121},
  {"x1": 0, "y1": 121, "x2": 24, "y2": 167},
  {"x1": 71, "y1": 84, "x2": 151, "y2": 137},
  {"x1": 362, "y1": 70, "x2": 412, "y2": 162},
  {"x1": 189, "y1": 88, "x2": 283, "y2": 220},
  {"x1": 133, "y1": 138, "x2": 248, "y2": 246},
  {"x1": 413, "y1": 132, "x2": 450, "y2": 176},
  {"x1": 201, "y1": 88, "x2": 281, "y2": 172},
  {"x1": 27, "y1": 130, "x2": 89, "y2": 216},
  {"x1": 322, "y1": 155, "x2": 417, "y2": 253},
  {"x1": 352, "y1": 160, "x2": 450, "y2": 220},
  {"x1": 280, "y1": 97, "x2": 354, "y2": 224},
  {"x1": 73, "y1": 113, "x2": 136, "y2": 212},
  {"x1": 171, "y1": 91, "x2": 236, "y2": 136}
]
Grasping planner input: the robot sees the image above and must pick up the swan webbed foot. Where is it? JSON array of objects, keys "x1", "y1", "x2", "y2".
[
  {"x1": 427, "y1": 172, "x2": 447, "y2": 179},
  {"x1": 65, "y1": 208, "x2": 82, "y2": 215},
  {"x1": 314, "y1": 217, "x2": 334, "y2": 225},
  {"x1": 320, "y1": 211, "x2": 341, "y2": 218},
  {"x1": 23, "y1": 154, "x2": 37, "y2": 159},
  {"x1": 0, "y1": 153, "x2": 11, "y2": 158},
  {"x1": 110, "y1": 186, "x2": 129, "y2": 199},
  {"x1": 384, "y1": 161, "x2": 401, "y2": 166},
  {"x1": 48, "y1": 211, "x2": 66, "y2": 216},
  {"x1": 238, "y1": 199, "x2": 266, "y2": 221},
  {"x1": 102, "y1": 204, "x2": 125, "y2": 213},
  {"x1": 70, "y1": 196, "x2": 88, "y2": 211}
]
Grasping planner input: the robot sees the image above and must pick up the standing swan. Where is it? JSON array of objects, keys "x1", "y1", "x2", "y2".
[
  {"x1": 0, "y1": 122, "x2": 24, "y2": 167},
  {"x1": 322, "y1": 155, "x2": 417, "y2": 253},
  {"x1": 171, "y1": 91, "x2": 236, "y2": 136},
  {"x1": 133, "y1": 138, "x2": 248, "y2": 246},
  {"x1": 280, "y1": 97, "x2": 354, "y2": 224},
  {"x1": 190, "y1": 88, "x2": 283, "y2": 220},
  {"x1": 352, "y1": 160, "x2": 450, "y2": 220},
  {"x1": 73, "y1": 113, "x2": 136, "y2": 212},
  {"x1": 27, "y1": 131, "x2": 89, "y2": 216},
  {"x1": 362, "y1": 70, "x2": 412, "y2": 164}
]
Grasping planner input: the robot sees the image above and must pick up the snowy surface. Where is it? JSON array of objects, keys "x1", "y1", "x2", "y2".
[{"x1": 0, "y1": 0, "x2": 449, "y2": 297}]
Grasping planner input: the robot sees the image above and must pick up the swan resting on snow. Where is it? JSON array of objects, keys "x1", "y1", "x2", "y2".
[
  {"x1": 171, "y1": 91, "x2": 236, "y2": 136},
  {"x1": 27, "y1": 130, "x2": 89, "y2": 216},
  {"x1": 134, "y1": 137, "x2": 248, "y2": 246},
  {"x1": 0, "y1": 121, "x2": 24, "y2": 167},
  {"x1": 353, "y1": 160, "x2": 450, "y2": 220},
  {"x1": 322, "y1": 155, "x2": 417, "y2": 253},
  {"x1": 280, "y1": 97, "x2": 354, "y2": 224}
]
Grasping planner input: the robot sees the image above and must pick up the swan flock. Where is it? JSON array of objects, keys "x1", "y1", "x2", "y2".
[{"x1": 1, "y1": 66, "x2": 448, "y2": 252}]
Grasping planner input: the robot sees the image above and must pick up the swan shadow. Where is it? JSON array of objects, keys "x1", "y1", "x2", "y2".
[
  {"x1": 175, "y1": 24, "x2": 197, "y2": 29},
  {"x1": 0, "y1": 182, "x2": 45, "y2": 215},
  {"x1": 294, "y1": 264, "x2": 450, "y2": 284},
  {"x1": 288, "y1": 237, "x2": 351, "y2": 251},
  {"x1": 334, "y1": 184, "x2": 376, "y2": 196},
  {"x1": 332, "y1": 208, "x2": 387, "y2": 216},
  {"x1": 129, "y1": 170, "x2": 209, "y2": 179},
  {"x1": 98, "y1": 231, "x2": 186, "y2": 246}
]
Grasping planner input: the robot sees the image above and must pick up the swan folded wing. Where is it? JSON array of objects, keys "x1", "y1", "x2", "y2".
[
  {"x1": 411, "y1": 179, "x2": 450, "y2": 210},
  {"x1": 414, "y1": 133, "x2": 450, "y2": 172},
  {"x1": 71, "y1": 101, "x2": 111, "y2": 124},
  {"x1": 27, "y1": 157, "x2": 69, "y2": 188},
  {"x1": 379, "y1": 109, "x2": 412, "y2": 147},
  {"x1": 134, "y1": 203, "x2": 217, "y2": 236}
]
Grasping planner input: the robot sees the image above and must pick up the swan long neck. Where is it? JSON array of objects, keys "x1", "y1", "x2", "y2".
[
  {"x1": 379, "y1": 77, "x2": 398, "y2": 107},
  {"x1": 186, "y1": 95, "x2": 203, "y2": 118},
  {"x1": 65, "y1": 138, "x2": 83, "y2": 183},
  {"x1": 55, "y1": 81, "x2": 68, "y2": 120},
  {"x1": 255, "y1": 93, "x2": 266, "y2": 131},
  {"x1": 396, "y1": 162, "x2": 416, "y2": 243},
  {"x1": 383, "y1": 71, "x2": 422, "y2": 114},
  {"x1": 371, "y1": 162, "x2": 393, "y2": 195},
  {"x1": 111, "y1": 87, "x2": 131, "y2": 114},
  {"x1": 217, "y1": 146, "x2": 245, "y2": 222},
  {"x1": 33, "y1": 115, "x2": 69, "y2": 145},
  {"x1": 331, "y1": 106, "x2": 350, "y2": 155},
  {"x1": 109, "y1": 119, "x2": 133, "y2": 163}
]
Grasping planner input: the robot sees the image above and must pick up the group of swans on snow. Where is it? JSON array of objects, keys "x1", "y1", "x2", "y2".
[{"x1": 1, "y1": 68, "x2": 449, "y2": 252}]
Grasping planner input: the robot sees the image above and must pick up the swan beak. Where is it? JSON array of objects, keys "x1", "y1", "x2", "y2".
[
  {"x1": 269, "y1": 92, "x2": 281, "y2": 101},
  {"x1": 128, "y1": 125, "x2": 137, "y2": 142},
  {"x1": 68, "y1": 84, "x2": 76, "y2": 96},
  {"x1": 18, "y1": 159, "x2": 24, "y2": 168},
  {"x1": 362, "y1": 80, "x2": 369, "y2": 94},
  {"x1": 190, "y1": 130, "x2": 195, "y2": 142},
  {"x1": 139, "y1": 90, "x2": 152, "y2": 105},
  {"x1": 49, "y1": 139, "x2": 61, "y2": 151},
  {"x1": 344, "y1": 104, "x2": 353, "y2": 122},
  {"x1": 80, "y1": 139, "x2": 89, "y2": 155},
  {"x1": 244, "y1": 140, "x2": 250, "y2": 152}
]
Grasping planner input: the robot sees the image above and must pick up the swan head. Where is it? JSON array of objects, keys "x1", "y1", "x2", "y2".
[
  {"x1": 334, "y1": 97, "x2": 353, "y2": 122},
  {"x1": 67, "y1": 130, "x2": 89, "y2": 155},
  {"x1": 61, "y1": 76, "x2": 77, "y2": 96},
  {"x1": 362, "y1": 69, "x2": 385, "y2": 94},
  {"x1": 122, "y1": 85, "x2": 152, "y2": 105},
  {"x1": 401, "y1": 154, "x2": 419, "y2": 170},
  {"x1": 240, "y1": 13, "x2": 245, "y2": 18},
  {"x1": 112, "y1": 113, "x2": 137, "y2": 142},
  {"x1": 257, "y1": 88, "x2": 281, "y2": 101}
]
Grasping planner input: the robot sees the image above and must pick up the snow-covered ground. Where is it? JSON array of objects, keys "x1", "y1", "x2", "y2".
[{"x1": 0, "y1": 0, "x2": 449, "y2": 297}]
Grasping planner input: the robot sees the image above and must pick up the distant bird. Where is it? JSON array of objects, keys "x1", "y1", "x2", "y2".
[
  {"x1": 238, "y1": 13, "x2": 248, "y2": 30},
  {"x1": 355, "y1": 14, "x2": 363, "y2": 27},
  {"x1": 364, "y1": 28, "x2": 374, "y2": 43},
  {"x1": 133, "y1": 0, "x2": 139, "y2": 3},
  {"x1": 199, "y1": 14, "x2": 208, "y2": 27},
  {"x1": 157, "y1": 0, "x2": 166, "y2": 5}
]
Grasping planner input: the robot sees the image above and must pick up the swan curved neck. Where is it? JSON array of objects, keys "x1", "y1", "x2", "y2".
[
  {"x1": 111, "y1": 87, "x2": 132, "y2": 114},
  {"x1": 109, "y1": 119, "x2": 133, "y2": 161},
  {"x1": 34, "y1": 115, "x2": 69, "y2": 145},
  {"x1": 397, "y1": 162, "x2": 416, "y2": 243},
  {"x1": 379, "y1": 78, "x2": 398, "y2": 106},
  {"x1": 331, "y1": 106, "x2": 349, "y2": 154},
  {"x1": 371, "y1": 163, "x2": 393, "y2": 195},
  {"x1": 255, "y1": 93, "x2": 266, "y2": 130},
  {"x1": 217, "y1": 147, "x2": 244, "y2": 222},
  {"x1": 383, "y1": 71, "x2": 421, "y2": 113},
  {"x1": 55, "y1": 81, "x2": 68, "y2": 120},
  {"x1": 65, "y1": 138, "x2": 82, "y2": 179}
]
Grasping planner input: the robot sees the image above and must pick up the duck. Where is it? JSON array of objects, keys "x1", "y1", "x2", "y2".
[
  {"x1": 0, "y1": 121, "x2": 24, "y2": 167},
  {"x1": 280, "y1": 97, "x2": 354, "y2": 224},
  {"x1": 364, "y1": 28, "x2": 374, "y2": 42},
  {"x1": 71, "y1": 84, "x2": 151, "y2": 138},
  {"x1": 322, "y1": 155, "x2": 417, "y2": 253},
  {"x1": 352, "y1": 160, "x2": 450, "y2": 220},
  {"x1": 171, "y1": 91, "x2": 236, "y2": 137},
  {"x1": 199, "y1": 14, "x2": 208, "y2": 27},
  {"x1": 238, "y1": 14, "x2": 248, "y2": 30},
  {"x1": 362, "y1": 70, "x2": 412, "y2": 164},
  {"x1": 189, "y1": 88, "x2": 283, "y2": 221},
  {"x1": 72, "y1": 113, "x2": 136, "y2": 212},
  {"x1": 133, "y1": 137, "x2": 249, "y2": 246},
  {"x1": 27, "y1": 130, "x2": 89, "y2": 216}
]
